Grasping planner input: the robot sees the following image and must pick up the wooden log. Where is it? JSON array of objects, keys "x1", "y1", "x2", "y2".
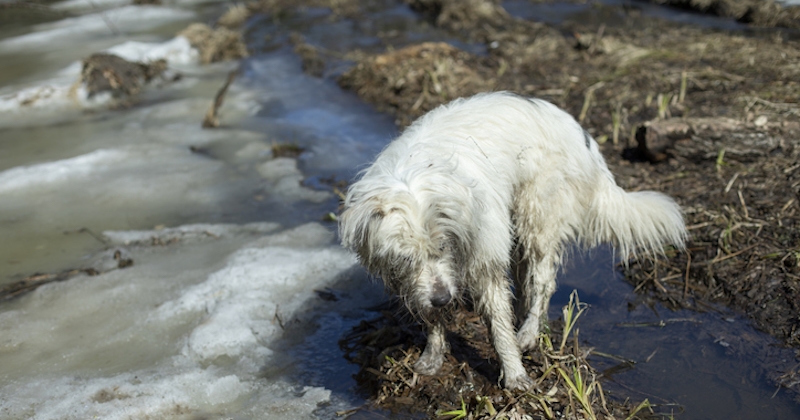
[{"x1": 634, "y1": 117, "x2": 796, "y2": 163}]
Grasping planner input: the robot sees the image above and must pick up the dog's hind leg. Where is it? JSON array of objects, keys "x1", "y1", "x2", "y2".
[
  {"x1": 414, "y1": 321, "x2": 449, "y2": 375},
  {"x1": 475, "y1": 268, "x2": 534, "y2": 390},
  {"x1": 512, "y1": 182, "x2": 571, "y2": 352},
  {"x1": 516, "y1": 251, "x2": 558, "y2": 352}
]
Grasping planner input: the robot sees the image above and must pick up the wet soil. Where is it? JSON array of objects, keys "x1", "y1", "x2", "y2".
[
  {"x1": 340, "y1": 298, "x2": 658, "y2": 419},
  {"x1": 238, "y1": 0, "x2": 800, "y2": 416}
]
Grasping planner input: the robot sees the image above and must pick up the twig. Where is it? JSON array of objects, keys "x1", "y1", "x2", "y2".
[
  {"x1": 88, "y1": 0, "x2": 120, "y2": 36},
  {"x1": 579, "y1": 81, "x2": 605, "y2": 123},
  {"x1": 737, "y1": 189, "x2": 749, "y2": 219},
  {"x1": 203, "y1": 69, "x2": 239, "y2": 128},
  {"x1": 723, "y1": 172, "x2": 739, "y2": 194},
  {"x1": 706, "y1": 244, "x2": 758, "y2": 265},
  {"x1": 683, "y1": 252, "x2": 691, "y2": 300}
]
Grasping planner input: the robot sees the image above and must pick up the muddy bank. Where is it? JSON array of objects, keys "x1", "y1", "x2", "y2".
[
  {"x1": 241, "y1": 0, "x2": 800, "y2": 414},
  {"x1": 341, "y1": 296, "x2": 657, "y2": 419}
]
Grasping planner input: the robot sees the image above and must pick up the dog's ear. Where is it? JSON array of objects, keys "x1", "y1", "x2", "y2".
[{"x1": 338, "y1": 197, "x2": 384, "y2": 252}]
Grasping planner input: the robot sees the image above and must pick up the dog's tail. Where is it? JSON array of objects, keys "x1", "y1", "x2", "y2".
[{"x1": 587, "y1": 173, "x2": 687, "y2": 260}]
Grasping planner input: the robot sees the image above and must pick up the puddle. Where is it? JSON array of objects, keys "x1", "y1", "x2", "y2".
[
  {"x1": 1, "y1": 0, "x2": 799, "y2": 418},
  {"x1": 554, "y1": 247, "x2": 800, "y2": 419}
]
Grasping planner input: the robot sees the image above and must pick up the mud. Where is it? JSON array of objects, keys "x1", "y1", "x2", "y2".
[
  {"x1": 81, "y1": 53, "x2": 167, "y2": 99},
  {"x1": 341, "y1": 298, "x2": 658, "y2": 419}
]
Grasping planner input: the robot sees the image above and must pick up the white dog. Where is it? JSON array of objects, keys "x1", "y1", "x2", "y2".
[{"x1": 339, "y1": 92, "x2": 686, "y2": 390}]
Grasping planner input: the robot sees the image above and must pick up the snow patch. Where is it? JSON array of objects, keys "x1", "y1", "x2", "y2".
[
  {"x1": 0, "y1": 223, "x2": 355, "y2": 419},
  {"x1": 258, "y1": 157, "x2": 332, "y2": 203},
  {"x1": 0, "y1": 6, "x2": 195, "y2": 52}
]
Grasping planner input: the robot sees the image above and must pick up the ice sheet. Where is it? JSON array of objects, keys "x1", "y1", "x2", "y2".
[
  {"x1": 0, "y1": 6, "x2": 195, "y2": 52},
  {"x1": 0, "y1": 223, "x2": 356, "y2": 419}
]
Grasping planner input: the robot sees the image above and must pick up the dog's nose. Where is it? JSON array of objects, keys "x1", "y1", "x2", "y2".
[{"x1": 430, "y1": 282, "x2": 451, "y2": 308}]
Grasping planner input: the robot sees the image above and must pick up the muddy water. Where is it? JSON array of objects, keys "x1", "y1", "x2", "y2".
[
  {"x1": 1, "y1": 0, "x2": 800, "y2": 419},
  {"x1": 555, "y1": 248, "x2": 800, "y2": 419}
]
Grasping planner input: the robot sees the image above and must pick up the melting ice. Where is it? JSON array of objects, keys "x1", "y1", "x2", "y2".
[{"x1": 0, "y1": 0, "x2": 394, "y2": 418}]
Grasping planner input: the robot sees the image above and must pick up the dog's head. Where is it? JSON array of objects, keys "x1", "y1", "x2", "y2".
[{"x1": 339, "y1": 178, "x2": 473, "y2": 318}]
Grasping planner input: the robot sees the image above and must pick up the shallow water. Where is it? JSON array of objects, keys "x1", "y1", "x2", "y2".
[
  {"x1": 555, "y1": 249, "x2": 800, "y2": 419},
  {"x1": 1, "y1": 0, "x2": 799, "y2": 419}
]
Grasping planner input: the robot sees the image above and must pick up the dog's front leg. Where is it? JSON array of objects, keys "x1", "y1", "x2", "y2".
[
  {"x1": 414, "y1": 321, "x2": 449, "y2": 375},
  {"x1": 478, "y1": 275, "x2": 534, "y2": 391}
]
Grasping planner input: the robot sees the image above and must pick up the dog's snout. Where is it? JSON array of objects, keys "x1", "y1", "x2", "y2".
[{"x1": 430, "y1": 281, "x2": 451, "y2": 308}]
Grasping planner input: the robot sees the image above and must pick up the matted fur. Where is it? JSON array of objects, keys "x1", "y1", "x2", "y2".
[{"x1": 339, "y1": 92, "x2": 686, "y2": 390}]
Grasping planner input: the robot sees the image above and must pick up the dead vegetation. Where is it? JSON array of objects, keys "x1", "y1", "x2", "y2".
[
  {"x1": 0, "y1": 249, "x2": 133, "y2": 302},
  {"x1": 179, "y1": 23, "x2": 249, "y2": 64},
  {"x1": 339, "y1": 42, "x2": 497, "y2": 126},
  {"x1": 341, "y1": 292, "x2": 658, "y2": 419}
]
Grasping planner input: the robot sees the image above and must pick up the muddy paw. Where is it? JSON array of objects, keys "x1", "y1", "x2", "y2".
[
  {"x1": 504, "y1": 373, "x2": 535, "y2": 391},
  {"x1": 413, "y1": 352, "x2": 444, "y2": 375},
  {"x1": 517, "y1": 327, "x2": 540, "y2": 352}
]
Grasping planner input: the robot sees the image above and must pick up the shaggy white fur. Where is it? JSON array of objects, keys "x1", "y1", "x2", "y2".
[{"x1": 339, "y1": 92, "x2": 686, "y2": 390}]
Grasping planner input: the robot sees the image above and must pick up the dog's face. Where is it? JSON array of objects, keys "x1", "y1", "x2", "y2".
[{"x1": 340, "y1": 189, "x2": 468, "y2": 318}]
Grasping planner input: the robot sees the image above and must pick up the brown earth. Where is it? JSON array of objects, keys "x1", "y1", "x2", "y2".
[{"x1": 341, "y1": 296, "x2": 658, "y2": 419}]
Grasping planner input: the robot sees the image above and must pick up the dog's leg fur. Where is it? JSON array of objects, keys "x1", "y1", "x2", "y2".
[
  {"x1": 512, "y1": 179, "x2": 584, "y2": 351},
  {"x1": 414, "y1": 321, "x2": 448, "y2": 375},
  {"x1": 516, "y1": 252, "x2": 558, "y2": 351},
  {"x1": 475, "y1": 266, "x2": 534, "y2": 390}
]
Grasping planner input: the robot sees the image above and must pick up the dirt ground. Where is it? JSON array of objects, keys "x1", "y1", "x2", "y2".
[
  {"x1": 244, "y1": 0, "x2": 800, "y2": 417},
  {"x1": 341, "y1": 295, "x2": 657, "y2": 419}
]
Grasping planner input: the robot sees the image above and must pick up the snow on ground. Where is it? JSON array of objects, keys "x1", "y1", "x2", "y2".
[
  {"x1": 0, "y1": 222, "x2": 357, "y2": 419},
  {"x1": 0, "y1": 35, "x2": 209, "y2": 127},
  {"x1": 0, "y1": 6, "x2": 195, "y2": 52},
  {"x1": 0, "y1": 2, "x2": 395, "y2": 418}
]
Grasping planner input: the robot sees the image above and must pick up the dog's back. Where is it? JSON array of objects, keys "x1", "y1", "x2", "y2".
[{"x1": 389, "y1": 91, "x2": 685, "y2": 259}]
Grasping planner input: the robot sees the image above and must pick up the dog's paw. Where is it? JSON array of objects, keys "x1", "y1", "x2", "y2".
[
  {"x1": 516, "y1": 326, "x2": 540, "y2": 352},
  {"x1": 413, "y1": 352, "x2": 444, "y2": 375},
  {"x1": 504, "y1": 373, "x2": 535, "y2": 391}
]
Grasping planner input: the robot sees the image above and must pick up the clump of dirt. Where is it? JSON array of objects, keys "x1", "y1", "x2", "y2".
[
  {"x1": 406, "y1": 0, "x2": 509, "y2": 32},
  {"x1": 270, "y1": 142, "x2": 305, "y2": 158},
  {"x1": 341, "y1": 296, "x2": 657, "y2": 419},
  {"x1": 217, "y1": 3, "x2": 251, "y2": 28},
  {"x1": 289, "y1": 33, "x2": 326, "y2": 77},
  {"x1": 178, "y1": 23, "x2": 248, "y2": 64},
  {"x1": 81, "y1": 53, "x2": 167, "y2": 98},
  {"x1": 339, "y1": 42, "x2": 498, "y2": 126}
]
